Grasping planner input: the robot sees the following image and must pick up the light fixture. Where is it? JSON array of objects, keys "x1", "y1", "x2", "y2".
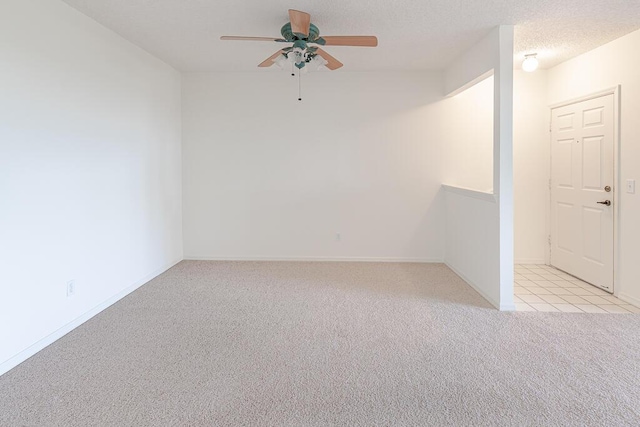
[
  {"x1": 270, "y1": 45, "x2": 329, "y2": 100},
  {"x1": 522, "y1": 53, "x2": 539, "y2": 72},
  {"x1": 291, "y1": 47, "x2": 305, "y2": 68},
  {"x1": 303, "y1": 55, "x2": 328, "y2": 73},
  {"x1": 273, "y1": 53, "x2": 289, "y2": 69}
]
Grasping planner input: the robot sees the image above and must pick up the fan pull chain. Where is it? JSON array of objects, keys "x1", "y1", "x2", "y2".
[
  {"x1": 298, "y1": 69, "x2": 302, "y2": 101},
  {"x1": 291, "y1": 62, "x2": 295, "y2": 77}
]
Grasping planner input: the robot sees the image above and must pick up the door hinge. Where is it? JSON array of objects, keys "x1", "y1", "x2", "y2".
[
  {"x1": 548, "y1": 235, "x2": 552, "y2": 246},
  {"x1": 549, "y1": 179, "x2": 552, "y2": 190}
]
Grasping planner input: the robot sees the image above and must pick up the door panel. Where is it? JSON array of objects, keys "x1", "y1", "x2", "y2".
[
  {"x1": 550, "y1": 94, "x2": 614, "y2": 292},
  {"x1": 557, "y1": 112, "x2": 574, "y2": 130},
  {"x1": 556, "y1": 202, "x2": 574, "y2": 253},
  {"x1": 583, "y1": 107, "x2": 604, "y2": 128},
  {"x1": 556, "y1": 139, "x2": 574, "y2": 187},
  {"x1": 582, "y1": 136, "x2": 603, "y2": 190},
  {"x1": 582, "y1": 207, "x2": 603, "y2": 263}
]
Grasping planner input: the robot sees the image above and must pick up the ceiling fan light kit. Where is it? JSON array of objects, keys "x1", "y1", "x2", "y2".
[{"x1": 221, "y1": 9, "x2": 378, "y2": 100}]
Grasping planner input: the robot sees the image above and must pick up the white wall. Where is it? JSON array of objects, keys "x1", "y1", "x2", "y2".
[
  {"x1": 442, "y1": 76, "x2": 494, "y2": 192},
  {"x1": 442, "y1": 26, "x2": 515, "y2": 310},
  {"x1": 444, "y1": 30, "x2": 495, "y2": 97},
  {"x1": 0, "y1": 0, "x2": 183, "y2": 374},
  {"x1": 547, "y1": 29, "x2": 640, "y2": 305},
  {"x1": 443, "y1": 188, "x2": 500, "y2": 304},
  {"x1": 513, "y1": 70, "x2": 550, "y2": 264},
  {"x1": 182, "y1": 71, "x2": 446, "y2": 261}
]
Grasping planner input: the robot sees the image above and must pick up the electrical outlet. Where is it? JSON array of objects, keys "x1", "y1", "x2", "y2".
[
  {"x1": 627, "y1": 179, "x2": 636, "y2": 194},
  {"x1": 336, "y1": 232, "x2": 341, "y2": 242},
  {"x1": 66, "y1": 280, "x2": 76, "y2": 297}
]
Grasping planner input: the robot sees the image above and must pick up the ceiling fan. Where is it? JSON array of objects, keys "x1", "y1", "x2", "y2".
[{"x1": 220, "y1": 9, "x2": 378, "y2": 71}]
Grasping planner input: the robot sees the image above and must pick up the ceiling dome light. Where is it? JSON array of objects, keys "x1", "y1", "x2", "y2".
[{"x1": 522, "y1": 53, "x2": 539, "y2": 72}]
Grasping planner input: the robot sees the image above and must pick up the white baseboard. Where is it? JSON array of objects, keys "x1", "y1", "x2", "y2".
[
  {"x1": 444, "y1": 262, "x2": 515, "y2": 311},
  {"x1": 514, "y1": 258, "x2": 546, "y2": 265},
  {"x1": 617, "y1": 293, "x2": 640, "y2": 309},
  {"x1": 500, "y1": 302, "x2": 517, "y2": 311},
  {"x1": 184, "y1": 255, "x2": 444, "y2": 263},
  {"x1": 0, "y1": 258, "x2": 182, "y2": 377}
]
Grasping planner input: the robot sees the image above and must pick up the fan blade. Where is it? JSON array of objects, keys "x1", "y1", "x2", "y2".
[
  {"x1": 220, "y1": 36, "x2": 282, "y2": 42},
  {"x1": 258, "y1": 50, "x2": 285, "y2": 68},
  {"x1": 288, "y1": 9, "x2": 311, "y2": 37},
  {"x1": 315, "y1": 48, "x2": 343, "y2": 70},
  {"x1": 321, "y1": 36, "x2": 378, "y2": 47}
]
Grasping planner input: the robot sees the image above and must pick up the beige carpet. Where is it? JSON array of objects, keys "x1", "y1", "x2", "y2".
[{"x1": 1, "y1": 261, "x2": 639, "y2": 426}]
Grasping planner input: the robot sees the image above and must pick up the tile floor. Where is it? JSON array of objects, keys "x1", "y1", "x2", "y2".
[{"x1": 515, "y1": 264, "x2": 639, "y2": 313}]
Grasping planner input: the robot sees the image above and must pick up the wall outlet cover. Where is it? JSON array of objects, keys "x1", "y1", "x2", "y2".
[{"x1": 67, "y1": 280, "x2": 76, "y2": 297}]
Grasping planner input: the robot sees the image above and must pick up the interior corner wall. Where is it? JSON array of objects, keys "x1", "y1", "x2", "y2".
[
  {"x1": 181, "y1": 71, "x2": 446, "y2": 261},
  {"x1": 547, "y1": 29, "x2": 640, "y2": 306},
  {"x1": 0, "y1": 0, "x2": 183, "y2": 375},
  {"x1": 513, "y1": 70, "x2": 550, "y2": 264}
]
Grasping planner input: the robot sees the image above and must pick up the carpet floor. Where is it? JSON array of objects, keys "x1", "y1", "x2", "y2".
[{"x1": 1, "y1": 261, "x2": 639, "y2": 426}]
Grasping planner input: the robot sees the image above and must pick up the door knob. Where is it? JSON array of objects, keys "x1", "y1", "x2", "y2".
[{"x1": 597, "y1": 200, "x2": 611, "y2": 206}]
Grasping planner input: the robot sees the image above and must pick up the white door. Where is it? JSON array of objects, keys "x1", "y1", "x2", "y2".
[{"x1": 550, "y1": 94, "x2": 614, "y2": 292}]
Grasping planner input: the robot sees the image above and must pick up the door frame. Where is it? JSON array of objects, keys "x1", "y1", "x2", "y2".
[{"x1": 546, "y1": 86, "x2": 621, "y2": 295}]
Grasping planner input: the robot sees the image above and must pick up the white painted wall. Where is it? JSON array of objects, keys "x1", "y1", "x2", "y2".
[
  {"x1": 442, "y1": 76, "x2": 494, "y2": 192},
  {"x1": 182, "y1": 71, "x2": 446, "y2": 261},
  {"x1": 0, "y1": 0, "x2": 183, "y2": 374},
  {"x1": 513, "y1": 70, "x2": 550, "y2": 264},
  {"x1": 443, "y1": 187, "x2": 500, "y2": 304},
  {"x1": 442, "y1": 26, "x2": 515, "y2": 310},
  {"x1": 444, "y1": 29, "x2": 495, "y2": 97},
  {"x1": 547, "y1": 29, "x2": 640, "y2": 306}
]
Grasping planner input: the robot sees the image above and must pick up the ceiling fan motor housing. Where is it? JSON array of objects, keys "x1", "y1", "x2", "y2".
[
  {"x1": 281, "y1": 22, "x2": 321, "y2": 42},
  {"x1": 292, "y1": 40, "x2": 307, "y2": 50}
]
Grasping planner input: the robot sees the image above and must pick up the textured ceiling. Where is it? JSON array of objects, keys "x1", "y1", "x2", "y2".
[{"x1": 61, "y1": 0, "x2": 640, "y2": 71}]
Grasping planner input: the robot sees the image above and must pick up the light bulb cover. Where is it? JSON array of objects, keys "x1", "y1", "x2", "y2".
[
  {"x1": 305, "y1": 55, "x2": 328, "y2": 72},
  {"x1": 290, "y1": 50, "x2": 304, "y2": 66},
  {"x1": 522, "y1": 54, "x2": 538, "y2": 72},
  {"x1": 273, "y1": 53, "x2": 289, "y2": 69}
]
